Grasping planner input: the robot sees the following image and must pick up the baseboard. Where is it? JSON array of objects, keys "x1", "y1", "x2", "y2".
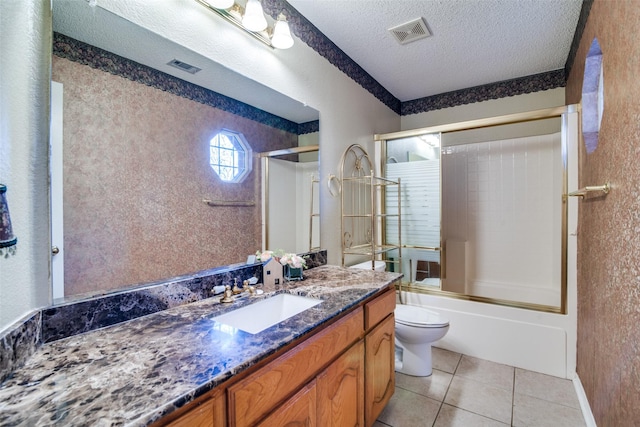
[{"x1": 573, "y1": 374, "x2": 597, "y2": 427}]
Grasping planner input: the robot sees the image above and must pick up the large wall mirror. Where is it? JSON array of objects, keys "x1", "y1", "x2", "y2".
[{"x1": 51, "y1": 0, "x2": 319, "y2": 302}]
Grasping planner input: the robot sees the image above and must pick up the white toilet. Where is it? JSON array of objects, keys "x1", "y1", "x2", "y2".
[
  {"x1": 394, "y1": 304, "x2": 449, "y2": 376},
  {"x1": 350, "y1": 261, "x2": 449, "y2": 376}
]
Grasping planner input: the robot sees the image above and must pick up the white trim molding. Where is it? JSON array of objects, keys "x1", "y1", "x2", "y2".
[{"x1": 573, "y1": 374, "x2": 597, "y2": 427}]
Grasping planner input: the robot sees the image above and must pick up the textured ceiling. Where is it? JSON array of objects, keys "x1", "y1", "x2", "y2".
[
  {"x1": 53, "y1": 0, "x2": 583, "y2": 120},
  {"x1": 287, "y1": 0, "x2": 583, "y2": 102}
]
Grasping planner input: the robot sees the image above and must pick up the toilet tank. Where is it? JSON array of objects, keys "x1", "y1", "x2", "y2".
[{"x1": 349, "y1": 260, "x2": 386, "y2": 271}]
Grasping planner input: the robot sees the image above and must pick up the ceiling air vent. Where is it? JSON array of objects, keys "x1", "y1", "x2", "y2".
[
  {"x1": 167, "y1": 59, "x2": 202, "y2": 74},
  {"x1": 388, "y1": 18, "x2": 432, "y2": 45}
]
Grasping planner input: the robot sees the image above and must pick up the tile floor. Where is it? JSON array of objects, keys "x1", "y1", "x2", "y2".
[{"x1": 375, "y1": 347, "x2": 587, "y2": 427}]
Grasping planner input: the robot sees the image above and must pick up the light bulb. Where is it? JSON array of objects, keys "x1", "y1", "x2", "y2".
[
  {"x1": 271, "y1": 14, "x2": 294, "y2": 49},
  {"x1": 242, "y1": 0, "x2": 267, "y2": 32},
  {"x1": 207, "y1": 0, "x2": 234, "y2": 9}
]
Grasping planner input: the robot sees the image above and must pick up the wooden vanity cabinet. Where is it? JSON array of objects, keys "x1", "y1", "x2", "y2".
[
  {"x1": 228, "y1": 307, "x2": 363, "y2": 426},
  {"x1": 155, "y1": 285, "x2": 396, "y2": 427}
]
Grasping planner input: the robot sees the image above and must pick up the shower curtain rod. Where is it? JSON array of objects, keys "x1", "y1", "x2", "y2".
[
  {"x1": 259, "y1": 145, "x2": 319, "y2": 158},
  {"x1": 374, "y1": 105, "x2": 578, "y2": 141}
]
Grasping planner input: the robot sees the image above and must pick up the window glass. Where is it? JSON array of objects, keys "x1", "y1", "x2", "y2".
[{"x1": 209, "y1": 130, "x2": 251, "y2": 182}]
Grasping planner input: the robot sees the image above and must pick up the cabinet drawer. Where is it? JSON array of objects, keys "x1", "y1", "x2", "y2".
[
  {"x1": 228, "y1": 307, "x2": 364, "y2": 427},
  {"x1": 364, "y1": 287, "x2": 396, "y2": 331}
]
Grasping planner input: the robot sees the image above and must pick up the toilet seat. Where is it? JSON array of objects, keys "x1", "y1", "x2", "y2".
[{"x1": 395, "y1": 305, "x2": 449, "y2": 328}]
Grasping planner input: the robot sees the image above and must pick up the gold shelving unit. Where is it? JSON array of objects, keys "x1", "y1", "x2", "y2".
[{"x1": 339, "y1": 144, "x2": 402, "y2": 272}]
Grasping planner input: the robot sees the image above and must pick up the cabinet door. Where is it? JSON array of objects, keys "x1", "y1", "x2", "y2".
[
  {"x1": 257, "y1": 380, "x2": 317, "y2": 427},
  {"x1": 365, "y1": 314, "x2": 395, "y2": 426},
  {"x1": 317, "y1": 340, "x2": 365, "y2": 427},
  {"x1": 160, "y1": 390, "x2": 225, "y2": 427},
  {"x1": 165, "y1": 399, "x2": 214, "y2": 427}
]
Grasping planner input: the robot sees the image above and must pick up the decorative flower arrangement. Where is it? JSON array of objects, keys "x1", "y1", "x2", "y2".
[
  {"x1": 255, "y1": 249, "x2": 307, "y2": 269},
  {"x1": 278, "y1": 253, "x2": 307, "y2": 269},
  {"x1": 255, "y1": 249, "x2": 307, "y2": 281},
  {"x1": 255, "y1": 250, "x2": 277, "y2": 262}
]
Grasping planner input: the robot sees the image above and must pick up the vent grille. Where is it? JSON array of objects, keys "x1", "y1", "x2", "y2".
[
  {"x1": 167, "y1": 59, "x2": 201, "y2": 74},
  {"x1": 388, "y1": 18, "x2": 432, "y2": 45}
]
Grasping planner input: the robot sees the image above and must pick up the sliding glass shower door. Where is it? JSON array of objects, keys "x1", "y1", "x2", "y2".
[
  {"x1": 383, "y1": 133, "x2": 442, "y2": 288},
  {"x1": 377, "y1": 105, "x2": 579, "y2": 313}
]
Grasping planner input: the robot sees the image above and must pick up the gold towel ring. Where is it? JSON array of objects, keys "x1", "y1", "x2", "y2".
[{"x1": 327, "y1": 174, "x2": 341, "y2": 197}]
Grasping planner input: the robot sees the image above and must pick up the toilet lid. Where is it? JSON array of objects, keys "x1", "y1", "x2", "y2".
[{"x1": 395, "y1": 305, "x2": 449, "y2": 328}]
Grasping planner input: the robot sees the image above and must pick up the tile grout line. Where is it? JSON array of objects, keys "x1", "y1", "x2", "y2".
[
  {"x1": 430, "y1": 353, "x2": 464, "y2": 426},
  {"x1": 511, "y1": 367, "x2": 516, "y2": 426}
]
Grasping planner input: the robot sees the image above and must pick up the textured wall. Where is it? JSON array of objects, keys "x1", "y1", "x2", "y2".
[
  {"x1": 0, "y1": 1, "x2": 52, "y2": 331},
  {"x1": 565, "y1": 1, "x2": 640, "y2": 424},
  {"x1": 52, "y1": 56, "x2": 297, "y2": 297}
]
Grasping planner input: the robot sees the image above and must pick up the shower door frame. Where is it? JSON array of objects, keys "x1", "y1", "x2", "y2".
[
  {"x1": 375, "y1": 105, "x2": 579, "y2": 314},
  {"x1": 260, "y1": 145, "x2": 320, "y2": 252}
]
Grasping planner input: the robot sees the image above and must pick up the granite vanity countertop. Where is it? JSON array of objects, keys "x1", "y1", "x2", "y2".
[{"x1": 0, "y1": 265, "x2": 400, "y2": 426}]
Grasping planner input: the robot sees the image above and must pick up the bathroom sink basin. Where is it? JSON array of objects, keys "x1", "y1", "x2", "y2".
[{"x1": 211, "y1": 293, "x2": 323, "y2": 334}]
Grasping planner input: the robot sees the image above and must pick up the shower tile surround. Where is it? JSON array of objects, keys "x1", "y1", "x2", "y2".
[
  {"x1": 0, "y1": 250, "x2": 326, "y2": 384},
  {"x1": 0, "y1": 263, "x2": 396, "y2": 426}
]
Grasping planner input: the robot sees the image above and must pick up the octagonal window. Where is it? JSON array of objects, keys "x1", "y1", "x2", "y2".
[{"x1": 209, "y1": 130, "x2": 252, "y2": 183}]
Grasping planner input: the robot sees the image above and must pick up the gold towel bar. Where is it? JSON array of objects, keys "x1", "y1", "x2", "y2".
[
  {"x1": 203, "y1": 199, "x2": 255, "y2": 207},
  {"x1": 566, "y1": 182, "x2": 610, "y2": 199}
]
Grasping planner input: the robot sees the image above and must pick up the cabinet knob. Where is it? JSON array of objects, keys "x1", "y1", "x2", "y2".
[{"x1": 52, "y1": 246, "x2": 60, "y2": 255}]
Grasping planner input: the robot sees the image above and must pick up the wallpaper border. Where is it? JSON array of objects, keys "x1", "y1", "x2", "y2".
[{"x1": 52, "y1": 32, "x2": 321, "y2": 135}]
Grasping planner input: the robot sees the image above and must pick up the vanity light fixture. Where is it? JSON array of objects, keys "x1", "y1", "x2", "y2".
[
  {"x1": 242, "y1": 0, "x2": 268, "y2": 32},
  {"x1": 271, "y1": 14, "x2": 294, "y2": 49},
  {"x1": 195, "y1": 0, "x2": 294, "y2": 49}
]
